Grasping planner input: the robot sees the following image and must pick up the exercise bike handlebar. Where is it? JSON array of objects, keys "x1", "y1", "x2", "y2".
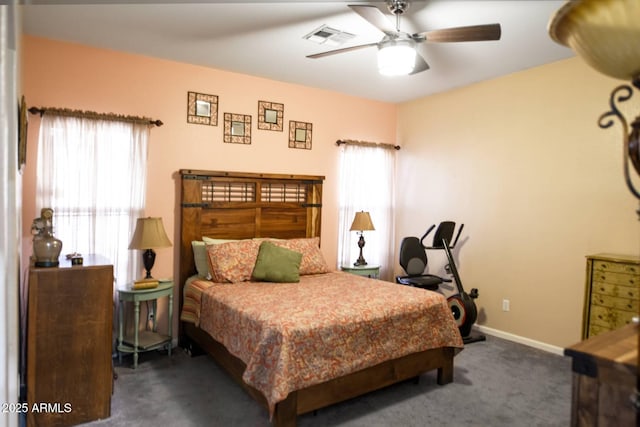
[
  {"x1": 420, "y1": 223, "x2": 464, "y2": 249},
  {"x1": 419, "y1": 225, "x2": 436, "y2": 247},
  {"x1": 452, "y1": 223, "x2": 464, "y2": 248}
]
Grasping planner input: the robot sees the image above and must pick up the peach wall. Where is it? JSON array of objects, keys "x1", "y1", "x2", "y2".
[
  {"x1": 21, "y1": 35, "x2": 397, "y2": 334},
  {"x1": 396, "y1": 57, "x2": 640, "y2": 348}
]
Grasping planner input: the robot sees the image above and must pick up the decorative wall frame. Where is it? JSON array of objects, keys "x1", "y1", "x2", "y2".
[
  {"x1": 289, "y1": 121, "x2": 312, "y2": 150},
  {"x1": 18, "y1": 95, "x2": 27, "y2": 170},
  {"x1": 257, "y1": 100, "x2": 284, "y2": 131},
  {"x1": 224, "y1": 113, "x2": 252, "y2": 144},
  {"x1": 187, "y1": 91, "x2": 218, "y2": 126}
]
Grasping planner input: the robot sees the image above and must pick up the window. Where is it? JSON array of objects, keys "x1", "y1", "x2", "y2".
[
  {"x1": 337, "y1": 143, "x2": 396, "y2": 280},
  {"x1": 35, "y1": 114, "x2": 149, "y2": 289}
]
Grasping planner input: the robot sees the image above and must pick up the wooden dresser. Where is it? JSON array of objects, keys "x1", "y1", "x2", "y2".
[
  {"x1": 565, "y1": 323, "x2": 638, "y2": 426},
  {"x1": 27, "y1": 256, "x2": 113, "y2": 427},
  {"x1": 583, "y1": 253, "x2": 640, "y2": 339}
]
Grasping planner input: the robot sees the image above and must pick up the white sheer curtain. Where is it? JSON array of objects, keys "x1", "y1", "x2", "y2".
[
  {"x1": 35, "y1": 114, "x2": 148, "y2": 289},
  {"x1": 338, "y1": 143, "x2": 396, "y2": 280}
]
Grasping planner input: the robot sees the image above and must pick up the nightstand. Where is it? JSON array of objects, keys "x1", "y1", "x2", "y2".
[
  {"x1": 341, "y1": 265, "x2": 380, "y2": 279},
  {"x1": 117, "y1": 281, "x2": 173, "y2": 368}
]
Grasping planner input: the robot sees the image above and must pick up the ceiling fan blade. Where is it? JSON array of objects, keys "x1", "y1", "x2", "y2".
[
  {"x1": 349, "y1": 4, "x2": 397, "y2": 37},
  {"x1": 415, "y1": 23, "x2": 501, "y2": 43},
  {"x1": 306, "y1": 42, "x2": 378, "y2": 59},
  {"x1": 410, "y1": 52, "x2": 430, "y2": 75}
]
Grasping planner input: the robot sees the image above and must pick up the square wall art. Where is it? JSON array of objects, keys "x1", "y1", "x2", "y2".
[
  {"x1": 289, "y1": 121, "x2": 312, "y2": 150},
  {"x1": 187, "y1": 91, "x2": 218, "y2": 126}
]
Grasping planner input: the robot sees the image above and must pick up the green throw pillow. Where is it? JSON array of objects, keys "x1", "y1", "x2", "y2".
[{"x1": 252, "y1": 241, "x2": 302, "y2": 283}]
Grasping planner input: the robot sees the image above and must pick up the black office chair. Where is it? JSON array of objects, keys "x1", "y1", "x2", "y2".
[{"x1": 395, "y1": 236, "x2": 451, "y2": 290}]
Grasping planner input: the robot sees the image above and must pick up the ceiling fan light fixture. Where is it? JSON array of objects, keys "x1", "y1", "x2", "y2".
[{"x1": 377, "y1": 39, "x2": 416, "y2": 76}]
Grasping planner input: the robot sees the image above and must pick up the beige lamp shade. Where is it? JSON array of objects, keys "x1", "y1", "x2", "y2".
[
  {"x1": 350, "y1": 211, "x2": 375, "y2": 232},
  {"x1": 128, "y1": 217, "x2": 172, "y2": 250}
]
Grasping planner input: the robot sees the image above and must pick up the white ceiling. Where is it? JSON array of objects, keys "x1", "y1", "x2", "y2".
[{"x1": 21, "y1": 0, "x2": 574, "y2": 103}]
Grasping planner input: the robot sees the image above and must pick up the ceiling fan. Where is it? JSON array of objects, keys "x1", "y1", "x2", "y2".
[{"x1": 307, "y1": 1, "x2": 501, "y2": 76}]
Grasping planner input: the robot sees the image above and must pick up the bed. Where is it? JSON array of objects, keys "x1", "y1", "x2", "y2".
[{"x1": 178, "y1": 169, "x2": 463, "y2": 427}]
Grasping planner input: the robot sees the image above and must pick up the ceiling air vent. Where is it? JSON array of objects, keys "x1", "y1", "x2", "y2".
[{"x1": 303, "y1": 25, "x2": 356, "y2": 47}]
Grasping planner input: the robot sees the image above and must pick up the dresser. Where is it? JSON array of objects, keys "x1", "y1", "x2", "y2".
[
  {"x1": 27, "y1": 256, "x2": 113, "y2": 427},
  {"x1": 565, "y1": 323, "x2": 638, "y2": 426},
  {"x1": 583, "y1": 253, "x2": 640, "y2": 339}
]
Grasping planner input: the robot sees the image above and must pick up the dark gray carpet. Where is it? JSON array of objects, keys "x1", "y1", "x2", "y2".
[{"x1": 84, "y1": 334, "x2": 571, "y2": 427}]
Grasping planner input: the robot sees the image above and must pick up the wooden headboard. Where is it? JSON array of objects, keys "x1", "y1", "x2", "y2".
[{"x1": 178, "y1": 169, "x2": 325, "y2": 296}]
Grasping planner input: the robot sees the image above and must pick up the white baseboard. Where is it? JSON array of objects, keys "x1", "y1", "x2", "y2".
[{"x1": 474, "y1": 325, "x2": 565, "y2": 356}]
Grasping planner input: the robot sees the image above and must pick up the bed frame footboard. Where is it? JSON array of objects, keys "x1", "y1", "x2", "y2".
[{"x1": 183, "y1": 322, "x2": 454, "y2": 427}]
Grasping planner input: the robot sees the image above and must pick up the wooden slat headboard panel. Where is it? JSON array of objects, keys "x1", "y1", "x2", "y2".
[{"x1": 178, "y1": 169, "x2": 325, "y2": 304}]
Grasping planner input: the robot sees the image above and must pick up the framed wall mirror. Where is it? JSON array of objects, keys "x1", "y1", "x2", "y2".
[
  {"x1": 224, "y1": 113, "x2": 252, "y2": 144},
  {"x1": 187, "y1": 91, "x2": 218, "y2": 126},
  {"x1": 257, "y1": 100, "x2": 284, "y2": 131},
  {"x1": 289, "y1": 121, "x2": 312, "y2": 150}
]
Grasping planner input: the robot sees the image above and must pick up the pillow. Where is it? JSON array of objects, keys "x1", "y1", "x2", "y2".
[
  {"x1": 207, "y1": 239, "x2": 261, "y2": 283},
  {"x1": 193, "y1": 238, "x2": 238, "y2": 279},
  {"x1": 269, "y1": 237, "x2": 329, "y2": 275},
  {"x1": 252, "y1": 241, "x2": 302, "y2": 283},
  {"x1": 191, "y1": 241, "x2": 210, "y2": 278}
]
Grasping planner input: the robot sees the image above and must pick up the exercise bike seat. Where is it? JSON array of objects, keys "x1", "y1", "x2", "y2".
[{"x1": 396, "y1": 236, "x2": 451, "y2": 291}]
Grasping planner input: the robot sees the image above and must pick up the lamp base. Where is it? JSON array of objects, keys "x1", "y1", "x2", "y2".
[
  {"x1": 142, "y1": 248, "x2": 156, "y2": 279},
  {"x1": 353, "y1": 233, "x2": 368, "y2": 266}
]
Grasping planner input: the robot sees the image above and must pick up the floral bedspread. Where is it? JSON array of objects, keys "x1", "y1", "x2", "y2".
[{"x1": 195, "y1": 272, "x2": 463, "y2": 415}]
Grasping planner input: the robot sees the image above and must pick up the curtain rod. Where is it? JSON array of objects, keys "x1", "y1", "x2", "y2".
[
  {"x1": 336, "y1": 139, "x2": 400, "y2": 150},
  {"x1": 28, "y1": 107, "x2": 163, "y2": 127}
]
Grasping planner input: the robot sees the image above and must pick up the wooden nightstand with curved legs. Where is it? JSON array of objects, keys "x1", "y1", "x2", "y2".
[{"x1": 117, "y1": 281, "x2": 173, "y2": 368}]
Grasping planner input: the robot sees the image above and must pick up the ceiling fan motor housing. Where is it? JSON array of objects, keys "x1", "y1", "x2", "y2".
[
  {"x1": 307, "y1": 1, "x2": 500, "y2": 77},
  {"x1": 386, "y1": 0, "x2": 410, "y2": 15}
]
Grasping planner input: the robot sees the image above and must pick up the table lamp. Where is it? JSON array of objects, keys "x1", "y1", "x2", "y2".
[
  {"x1": 350, "y1": 211, "x2": 375, "y2": 266},
  {"x1": 128, "y1": 217, "x2": 172, "y2": 279}
]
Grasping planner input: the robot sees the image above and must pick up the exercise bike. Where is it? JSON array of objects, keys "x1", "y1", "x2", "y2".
[{"x1": 397, "y1": 221, "x2": 486, "y2": 344}]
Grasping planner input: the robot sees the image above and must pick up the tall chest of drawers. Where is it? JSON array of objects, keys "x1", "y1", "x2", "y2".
[
  {"x1": 27, "y1": 256, "x2": 113, "y2": 426},
  {"x1": 583, "y1": 253, "x2": 640, "y2": 339}
]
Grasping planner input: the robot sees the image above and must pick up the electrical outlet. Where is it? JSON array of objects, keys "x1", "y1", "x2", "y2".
[{"x1": 502, "y1": 299, "x2": 510, "y2": 312}]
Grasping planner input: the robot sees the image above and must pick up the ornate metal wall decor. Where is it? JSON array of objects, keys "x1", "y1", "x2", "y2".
[
  {"x1": 187, "y1": 91, "x2": 218, "y2": 126},
  {"x1": 289, "y1": 120, "x2": 312, "y2": 150},
  {"x1": 257, "y1": 100, "x2": 284, "y2": 131},
  {"x1": 224, "y1": 113, "x2": 252, "y2": 144}
]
